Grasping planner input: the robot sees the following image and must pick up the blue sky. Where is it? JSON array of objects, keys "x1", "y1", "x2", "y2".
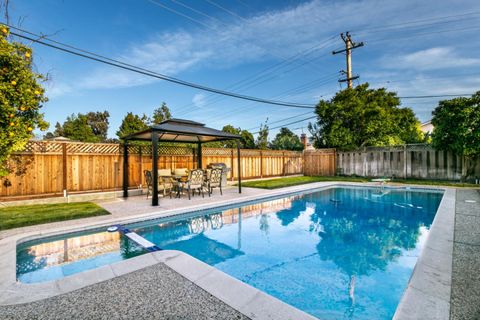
[{"x1": 7, "y1": 0, "x2": 480, "y2": 138}]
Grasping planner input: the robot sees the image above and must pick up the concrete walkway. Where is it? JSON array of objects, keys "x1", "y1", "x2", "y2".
[
  {"x1": 0, "y1": 263, "x2": 248, "y2": 320},
  {"x1": 450, "y1": 189, "x2": 480, "y2": 320}
]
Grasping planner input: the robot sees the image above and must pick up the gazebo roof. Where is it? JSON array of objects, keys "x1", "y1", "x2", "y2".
[{"x1": 123, "y1": 118, "x2": 241, "y2": 143}]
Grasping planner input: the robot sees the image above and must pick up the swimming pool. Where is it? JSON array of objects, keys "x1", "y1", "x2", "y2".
[{"x1": 17, "y1": 186, "x2": 443, "y2": 319}]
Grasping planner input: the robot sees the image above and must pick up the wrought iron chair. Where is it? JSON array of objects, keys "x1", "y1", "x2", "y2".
[
  {"x1": 144, "y1": 170, "x2": 153, "y2": 199},
  {"x1": 205, "y1": 168, "x2": 223, "y2": 196},
  {"x1": 185, "y1": 169, "x2": 205, "y2": 200}
]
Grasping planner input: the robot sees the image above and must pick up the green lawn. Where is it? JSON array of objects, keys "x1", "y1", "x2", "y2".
[
  {"x1": 0, "y1": 202, "x2": 110, "y2": 231},
  {"x1": 240, "y1": 175, "x2": 479, "y2": 189}
]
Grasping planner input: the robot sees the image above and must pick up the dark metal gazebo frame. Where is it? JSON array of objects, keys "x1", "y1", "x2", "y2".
[{"x1": 122, "y1": 119, "x2": 242, "y2": 206}]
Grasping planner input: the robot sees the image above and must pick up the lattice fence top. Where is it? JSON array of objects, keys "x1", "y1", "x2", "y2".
[
  {"x1": 16, "y1": 141, "x2": 305, "y2": 156},
  {"x1": 68, "y1": 143, "x2": 121, "y2": 154},
  {"x1": 21, "y1": 141, "x2": 64, "y2": 154}
]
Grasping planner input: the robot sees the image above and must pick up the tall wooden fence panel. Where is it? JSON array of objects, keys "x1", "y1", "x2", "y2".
[
  {"x1": 0, "y1": 141, "x2": 304, "y2": 199},
  {"x1": 336, "y1": 144, "x2": 480, "y2": 181},
  {"x1": 303, "y1": 149, "x2": 336, "y2": 176}
]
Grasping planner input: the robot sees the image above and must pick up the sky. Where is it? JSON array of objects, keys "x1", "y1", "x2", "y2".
[{"x1": 5, "y1": 0, "x2": 480, "y2": 139}]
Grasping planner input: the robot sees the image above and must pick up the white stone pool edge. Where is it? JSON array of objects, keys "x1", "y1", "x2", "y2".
[
  {"x1": 394, "y1": 187, "x2": 455, "y2": 320},
  {"x1": 0, "y1": 182, "x2": 453, "y2": 320}
]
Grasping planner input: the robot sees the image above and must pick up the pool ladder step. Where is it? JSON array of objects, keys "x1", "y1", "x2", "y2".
[{"x1": 108, "y1": 225, "x2": 162, "y2": 252}]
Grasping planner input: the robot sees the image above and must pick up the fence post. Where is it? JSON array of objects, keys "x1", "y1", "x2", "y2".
[
  {"x1": 260, "y1": 150, "x2": 263, "y2": 178},
  {"x1": 62, "y1": 142, "x2": 67, "y2": 196},
  {"x1": 139, "y1": 146, "x2": 143, "y2": 187},
  {"x1": 403, "y1": 144, "x2": 408, "y2": 179},
  {"x1": 231, "y1": 149, "x2": 235, "y2": 181},
  {"x1": 282, "y1": 151, "x2": 286, "y2": 176}
]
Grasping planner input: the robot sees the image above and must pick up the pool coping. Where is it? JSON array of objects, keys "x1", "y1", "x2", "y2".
[
  {"x1": 393, "y1": 187, "x2": 456, "y2": 320},
  {"x1": 0, "y1": 182, "x2": 454, "y2": 320}
]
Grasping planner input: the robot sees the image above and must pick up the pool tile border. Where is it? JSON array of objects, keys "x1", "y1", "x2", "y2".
[{"x1": 0, "y1": 182, "x2": 454, "y2": 320}]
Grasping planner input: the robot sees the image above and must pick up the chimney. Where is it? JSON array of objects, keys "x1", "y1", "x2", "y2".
[{"x1": 300, "y1": 133, "x2": 307, "y2": 150}]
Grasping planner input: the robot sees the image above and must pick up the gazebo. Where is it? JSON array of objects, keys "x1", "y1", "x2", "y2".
[{"x1": 122, "y1": 119, "x2": 242, "y2": 206}]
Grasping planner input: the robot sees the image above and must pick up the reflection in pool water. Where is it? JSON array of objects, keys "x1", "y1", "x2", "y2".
[{"x1": 17, "y1": 187, "x2": 442, "y2": 319}]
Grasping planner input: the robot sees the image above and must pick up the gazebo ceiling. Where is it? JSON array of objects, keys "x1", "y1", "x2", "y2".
[{"x1": 123, "y1": 118, "x2": 241, "y2": 143}]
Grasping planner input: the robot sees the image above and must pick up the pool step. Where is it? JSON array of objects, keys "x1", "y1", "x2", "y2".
[{"x1": 109, "y1": 225, "x2": 162, "y2": 252}]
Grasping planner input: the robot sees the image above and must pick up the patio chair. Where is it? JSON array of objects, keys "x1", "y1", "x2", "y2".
[
  {"x1": 205, "y1": 168, "x2": 223, "y2": 196},
  {"x1": 144, "y1": 170, "x2": 153, "y2": 199},
  {"x1": 185, "y1": 169, "x2": 205, "y2": 200},
  {"x1": 158, "y1": 169, "x2": 174, "y2": 198},
  {"x1": 173, "y1": 168, "x2": 189, "y2": 177}
]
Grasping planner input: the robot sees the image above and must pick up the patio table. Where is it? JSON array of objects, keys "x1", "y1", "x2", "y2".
[{"x1": 172, "y1": 175, "x2": 188, "y2": 198}]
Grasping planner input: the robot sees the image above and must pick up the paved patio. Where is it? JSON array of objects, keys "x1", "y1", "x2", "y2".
[
  {"x1": 450, "y1": 189, "x2": 480, "y2": 320},
  {"x1": 0, "y1": 263, "x2": 248, "y2": 320}
]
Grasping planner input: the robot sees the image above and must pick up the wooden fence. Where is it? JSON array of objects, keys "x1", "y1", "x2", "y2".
[
  {"x1": 0, "y1": 141, "x2": 305, "y2": 199},
  {"x1": 336, "y1": 144, "x2": 480, "y2": 181},
  {"x1": 303, "y1": 149, "x2": 337, "y2": 176}
]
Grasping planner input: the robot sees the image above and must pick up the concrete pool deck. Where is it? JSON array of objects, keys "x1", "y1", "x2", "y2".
[{"x1": 0, "y1": 182, "x2": 477, "y2": 319}]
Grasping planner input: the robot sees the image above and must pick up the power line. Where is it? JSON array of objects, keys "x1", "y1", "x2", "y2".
[
  {"x1": 355, "y1": 11, "x2": 480, "y2": 34},
  {"x1": 252, "y1": 116, "x2": 317, "y2": 134},
  {"x1": 203, "y1": 0, "x2": 248, "y2": 22},
  {"x1": 174, "y1": 36, "x2": 338, "y2": 113},
  {"x1": 146, "y1": 0, "x2": 214, "y2": 29},
  {"x1": 246, "y1": 111, "x2": 314, "y2": 131},
  {"x1": 6, "y1": 26, "x2": 317, "y2": 109},
  {"x1": 399, "y1": 94, "x2": 473, "y2": 99}
]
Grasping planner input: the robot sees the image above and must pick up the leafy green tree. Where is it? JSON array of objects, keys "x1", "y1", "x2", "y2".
[
  {"x1": 50, "y1": 111, "x2": 110, "y2": 142},
  {"x1": 255, "y1": 120, "x2": 269, "y2": 149},
  {"x1": 205, "y1": 124, "x2": 255, "y2": 149},
  {"x1": 85, "y1": 111, "x2": 110, "y2": 141},
  {"x1": 117, "y1": 112, "x2": 149, "y2": 140},
  {"x1": 152, "y1": 102, "x2": 172, "y2": 124},
  {"x1": 0, "y1": 26, "x2": 49, "y2": 176},
  {"x1": 431, "y1": 92, "x2": 480, "y2": 159},
  {"x1": 308, "y1": 84, "x2": 423, "y2": 150},
  {"x1": 240, "y1": 130, "x2": 255, "y2": 149},
  {"x1": 60, "y1": 113, "x2": 99, "y2": 142},
  {"x1": 270, "y1": 127, "x2": 303, "y2": 151}
]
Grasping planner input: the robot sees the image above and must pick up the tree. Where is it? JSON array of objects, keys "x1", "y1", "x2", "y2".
[
  {"x1": 270, "y1": 127, "x2": 303, "y2": 151},
  {"x1": 0, "y1": 26, "x2": 49, "y2": 176},
  {"x1": 240, "y1": 130, "x2": 255, "y2": 149},
  {"x1": 308, "y1": 84, "x2": 423, "y2": 150},
  {"x1": 116, "y1": 112, "x2": 149, "y2": 140},
  {"x1": 221, "y1": 125, "x2": 255, "y2": 148},
  {"x1": 50, "y1": 111, "x2": 110, "y2": 142},
  {"x1": 431, "y1": 92, "x2": 480, "y2": 159},
  {"x1": 204, "y1": 125, "x2": 255, "y2": 149},
  {"x1": 255, "y1": 120, "x2": 269, "y2": 149},
  {"x1": 152, "y1": 102, "x2": 172, "y2": 124},
  {"x1": 85, "y1": 111, "x2": 110, "y2": 141}
]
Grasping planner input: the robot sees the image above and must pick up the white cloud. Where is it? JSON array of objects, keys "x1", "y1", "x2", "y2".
[
  {"x1": 192, "y1": 93, "x2": 207, "y2": 108},
  {"x1": 50, "y1": 0, "x2": 480, "y2": 95},
  {"x1": 45, "y1": 82, "x2": 72, "y2": 98},
  {"x1": 383, "y1": 47, "x2": 480, "y2": 71}
]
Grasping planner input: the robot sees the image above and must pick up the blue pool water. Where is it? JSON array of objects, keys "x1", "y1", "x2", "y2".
[{"x1": 17, "y1": 186, "x2": 443, "y2": 319}]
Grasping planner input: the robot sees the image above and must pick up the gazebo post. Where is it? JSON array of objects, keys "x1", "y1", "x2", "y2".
[
  {"x1": 152, "y1": 131, "x2": 159, "y2": 206},
  {"x1": 197, "y1": 142, "x2": 202, "y2": 169},
  {"x1": 236, "y1": 140, "x2": 242, "y2": 193},
  {"x1": 123, "y1": 141, "x2": 129, "y2": 198}
]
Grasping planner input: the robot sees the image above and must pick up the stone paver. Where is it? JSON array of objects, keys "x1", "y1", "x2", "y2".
[
  {"x1": 450, "y1": 189, "x2": 480, "y2": 320},
  {"x1": 0, "y1": 263, "x2": 249, "y2": 320}
]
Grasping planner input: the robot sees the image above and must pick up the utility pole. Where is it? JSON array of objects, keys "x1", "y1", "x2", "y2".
[{"x1": 332, "y1": 32, "x2": 364, "y2": 88}]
